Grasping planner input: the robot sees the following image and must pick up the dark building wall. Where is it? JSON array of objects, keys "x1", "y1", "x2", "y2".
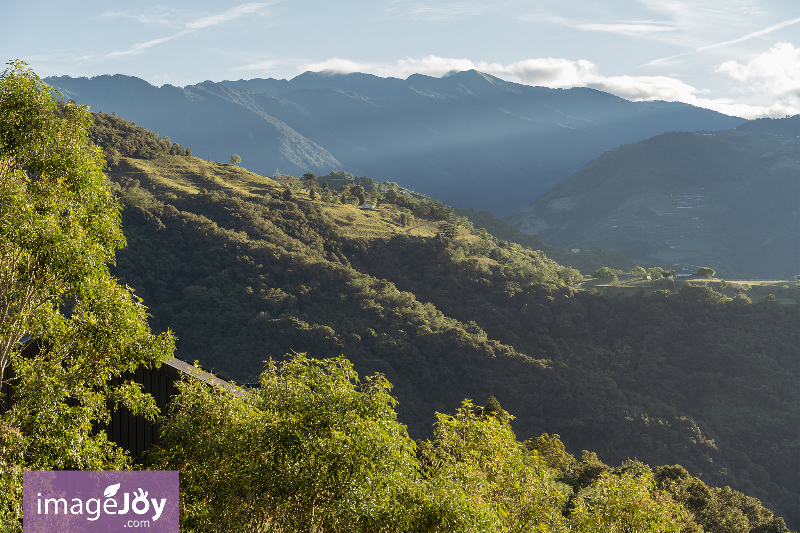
[{"x1": 0, "y1": 348, "x2": 228, "y2": 466}]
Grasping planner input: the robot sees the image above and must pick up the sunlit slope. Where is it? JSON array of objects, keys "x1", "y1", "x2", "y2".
[
  {"x1": 505, "y1": 126, "x2": 800, "y2": 278},
  {"x1": 106, "y1": 153, "x2": 798, "y2": 528}
]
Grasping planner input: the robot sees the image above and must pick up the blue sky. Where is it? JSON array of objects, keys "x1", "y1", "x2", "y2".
[{"x1": 2, "y1": 0, "x2": 798, "y2": 118}]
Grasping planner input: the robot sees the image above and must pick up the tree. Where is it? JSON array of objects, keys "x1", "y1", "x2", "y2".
[
  {"x1": 302, "y1": 172, "x2": 317, "y2": 188},
  {"x1": 0, "y1": 61, "x2": 175, "y2": 529},
  {"x1": 570, "y1": 472, "x2": 687, "y2": 533},
  {"x1": 697, "y1": 267, "x2": 716, "y2": 278},
  {"x1": 630, "y1": 266, "x2": 647, "y2": 278},
  {"x1": 352, "y1": 184, "x2": 365, "y2": 205},
  {"x1": 592, "y1": 267, "x2": 621, "y2": 279},
  {"x1": 525, "y1": 433, "x2": 575, "y2": 471},
  {"x1": 648, "y1": 266, "x2": 665, "y2": 279},
  {"x1": 385, "y1": 188, "x2": 399, "y2": 203},
  {"x1": 309, "y1": 188, "x2": 316, "y2": 200},
  {"x1": 437, "y1": 221, "x2": 459, "y2": 242},
  {"x1": 230, "y1": 154, "x2": 241, "y2": 165},
  {"x1": 420, "y1": 399, "x2": 568, "y2": 532},
  {"x1": 152, "y1": 355, "x2": 427, "y2": 533}
]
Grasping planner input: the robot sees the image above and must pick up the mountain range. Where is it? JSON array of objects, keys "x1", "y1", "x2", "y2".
[
  {"x1": 46, "y1": 70, "x2": 743, "y2": 216},
  {"x1": 504, "y1": 116, "x2": 800, "y2": 278}
]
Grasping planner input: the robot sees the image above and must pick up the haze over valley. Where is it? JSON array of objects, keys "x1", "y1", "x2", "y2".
[{"x1": 48, "y1": 70, "x2": 743, "y2": 216}]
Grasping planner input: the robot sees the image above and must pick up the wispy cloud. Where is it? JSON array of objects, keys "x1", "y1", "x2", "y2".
[
  {"x1": 385, "y1": 2, "x2": 497, "y2": 21},
  {"x1": 234, "y1": 59, "x2": 283, "y2": 72},
  {"x1": 576, "y1": 22, "x2": 677, "y2": 36},
  {"x1": 186, "y1": 3, "x2": 268, "y2": 30},
  {"x1": 647, "y1": 15, "x2": 800, "y2": 65},
  {"x1": 106, "y1": 36, "x2": 182, "y2": 58},
  {"x1": 101, "y1": 7, "x2": 190, "y2": 28},
  {"x1": 520, "y1": 10, "x2": 679, "y2": 38},
  {"x1": 104, "y1": 3, "x2": 271, "y2": 59}
]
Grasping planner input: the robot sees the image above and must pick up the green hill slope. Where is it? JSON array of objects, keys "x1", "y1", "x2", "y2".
[
  {"x1": 96, "y1": 114, "x2": 799, "y2": 529},
  {"x1": 454, "y1": 207, "x2": 636, "y2": 274},
  {"x1": 504, "y1": 125, "x2": 800, "y2": 278}
]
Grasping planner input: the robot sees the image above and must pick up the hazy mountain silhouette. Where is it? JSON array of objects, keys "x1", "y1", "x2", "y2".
[
  {"x1": 504, "y1": 118, "x2": 800, "y2": 278},
  {"x1": 47, "y1": 70, "x2": 743, "y2": 215}
]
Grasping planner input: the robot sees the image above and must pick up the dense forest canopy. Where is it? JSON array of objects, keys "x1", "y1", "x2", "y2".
[{"x1": 82, "y1": 111, "x2": 800, "y2": 529}]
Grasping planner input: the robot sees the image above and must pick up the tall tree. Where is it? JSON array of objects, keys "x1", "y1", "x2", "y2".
[
  {"x1": 0, "y1": 61, "x2": 175, "y2": 529},
  {"x1": 302, "y1": 172, "x2": 318, "y2": 188},
  {"x1": 697, "y1": 267, "x2": 716, "y2": 278},
  {"x1": 152, "y1": 355, "x2": 429, "y2": 533}
]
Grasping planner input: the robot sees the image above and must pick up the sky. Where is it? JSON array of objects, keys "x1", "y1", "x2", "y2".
[{"x1": 1, "y1": 0, "x2": 798, "y2": 119}]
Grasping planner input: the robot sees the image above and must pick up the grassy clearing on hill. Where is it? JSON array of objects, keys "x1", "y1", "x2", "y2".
[{"x1": 583, "y1": 277, "x2": 800, "y2": 304}]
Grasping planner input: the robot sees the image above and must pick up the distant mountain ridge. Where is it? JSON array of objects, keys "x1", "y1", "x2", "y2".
[
  {"x1": 46, "y1": 70, "x2": 744, "y2": 215},
  {"x1": 504, "y1": 117, "x2": 800, "y2": 278}
]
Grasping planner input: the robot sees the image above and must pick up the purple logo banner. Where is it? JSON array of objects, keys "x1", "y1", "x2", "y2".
[{"x1": 23, "y1": 471, "x2": 178, "y2": 533}]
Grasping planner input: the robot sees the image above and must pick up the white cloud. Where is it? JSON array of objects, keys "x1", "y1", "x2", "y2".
[
  {"x1": 497, "y1": 58, "x2": 598, "y2": 87},
  {"x1": 300, "y1": 58, "x2": 380, "y2": 75},
  {"x1": 297, "y1": 55, "x2": 486, "y2": 79},
  {"x1": 288, "y1": 50, "x2": 795, "y2": 118},
  {"x1": 715, "y1": 42, "x2": 800, "y2": 115},
  {"x1": 397, "y1": 56, "x2": 484, "y2": 77}
]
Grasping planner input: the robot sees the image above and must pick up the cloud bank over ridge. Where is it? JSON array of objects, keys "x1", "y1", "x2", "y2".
[{"x1": 284, "y1": 45, "x2": 799, "y2": 119}]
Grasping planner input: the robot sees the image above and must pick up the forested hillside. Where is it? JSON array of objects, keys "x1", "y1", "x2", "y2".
[
  {"x1": 505, "y1": 124, "x2": 800, "y2": 278},
  {"x1": 91, "y1": 114, "x2": 800, "y2": 529},
  {"x1": 46, "y1": 69, "x2": 743, "y2": 215},
  {"x1": 454, "y1": 207, "x2": 636, "y2": 273}
]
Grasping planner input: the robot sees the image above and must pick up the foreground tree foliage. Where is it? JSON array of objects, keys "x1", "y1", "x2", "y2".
[
  {"x1": 151, "y1": 356, "x2": 492, "y2": 533},
  {"x1": 152, "y1": 354, "x2": 706, "y2": 533},
  {"x1": 420, "y1": 400, "x2": 568, "y2": 532},
  {"x1": 570, "y1": 471, "x2": 687, "y2": 533},
  {"x1": 0, "y1": 62, "x2": 175, "y2": 531},
  {"x1": 151, "y1": 353, "x2": 795, "y2": 532}
]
